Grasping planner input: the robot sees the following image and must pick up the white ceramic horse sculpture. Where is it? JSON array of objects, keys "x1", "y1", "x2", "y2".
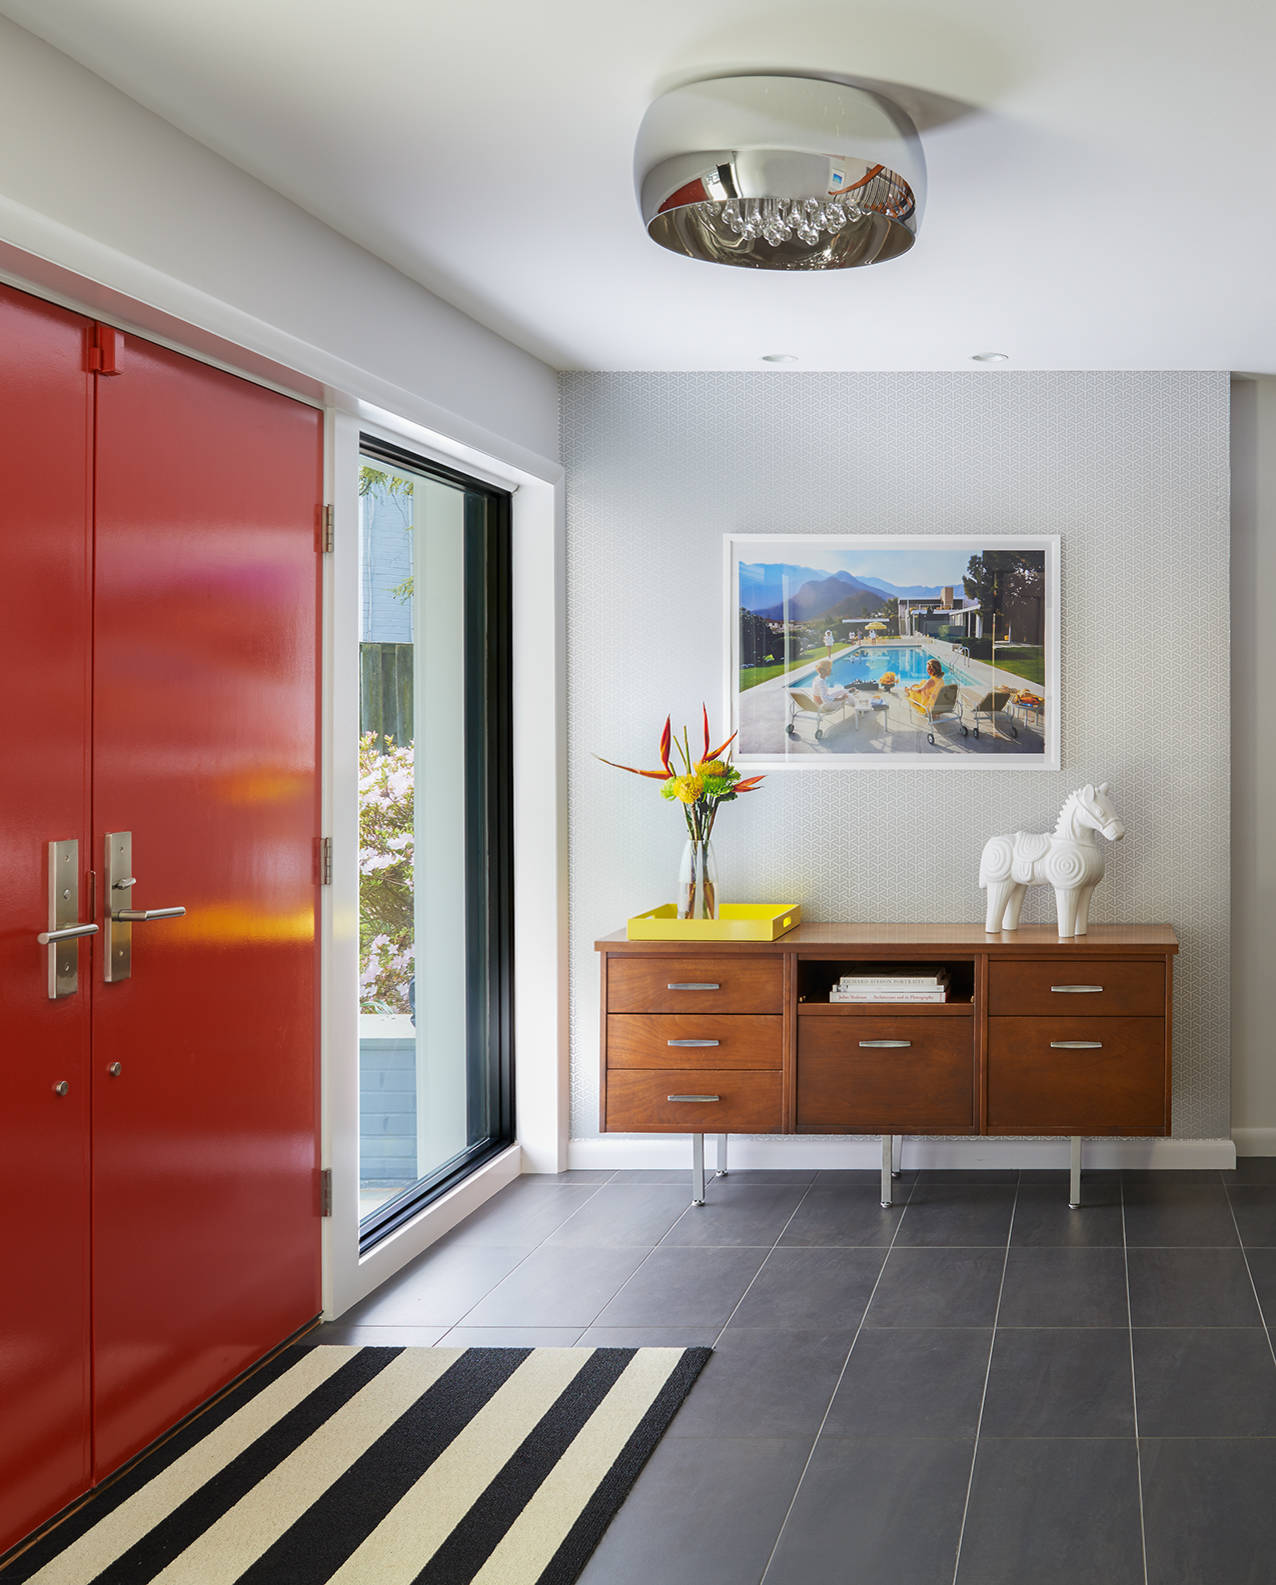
[{"x1": 980, "y1": 783, "x2": 1125, "y2": 937}]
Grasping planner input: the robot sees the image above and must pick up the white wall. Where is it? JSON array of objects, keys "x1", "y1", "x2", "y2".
[
  {"x1": 0, "y1": 16, "x2": 558, "y2": 466},
  {"x1": 563, "y1": 371, "x2": 1231, "y2": 1149},
  {"x1": 1231, "y1": 375, "x2": 1276, "y2": 1149}
]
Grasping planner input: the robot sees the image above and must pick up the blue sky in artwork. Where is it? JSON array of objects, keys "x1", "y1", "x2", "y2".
[{"x1": 751, "y1": 544, "x2": 975, "y2": 586}]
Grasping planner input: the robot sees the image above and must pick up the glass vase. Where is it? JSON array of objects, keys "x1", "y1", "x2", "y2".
[{"x1": 678, "y1": 837, "x2": 719, "y2": 921}]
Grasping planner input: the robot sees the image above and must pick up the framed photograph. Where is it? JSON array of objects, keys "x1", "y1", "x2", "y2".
[{"x1": 726, "y1": 535, "x2": 1060, "y2": 769}]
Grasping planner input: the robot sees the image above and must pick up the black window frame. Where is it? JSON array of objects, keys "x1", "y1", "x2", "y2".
[{"x1": 356, "y1": 435, "x2": 515, "y2": 1253}]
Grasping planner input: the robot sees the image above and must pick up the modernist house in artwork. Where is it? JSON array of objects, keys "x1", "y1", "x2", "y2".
[{"x1": 728, "y1": 535, "x2": 1060, "y2": 768}]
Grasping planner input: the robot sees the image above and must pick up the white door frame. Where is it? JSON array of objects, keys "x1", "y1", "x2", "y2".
[{"x1": 322, "y1": 408, "x2": 567, "y2": 1318}]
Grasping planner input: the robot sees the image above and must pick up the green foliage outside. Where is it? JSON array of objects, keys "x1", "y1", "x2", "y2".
[
  {"x1": 358, "y1": 731, "x2": 414, "y2": 1013},
  {"x1": 360, "y1": 466, "x2": 415, "y2": 604}
]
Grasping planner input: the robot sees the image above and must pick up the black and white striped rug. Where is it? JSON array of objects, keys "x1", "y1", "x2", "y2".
[{"x1": 3, "y1": 1344, "x2": 710, "y2": 1585}]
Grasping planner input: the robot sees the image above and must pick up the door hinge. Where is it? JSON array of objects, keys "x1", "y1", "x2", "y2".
[
  {"x1": 321, "y1": 504, "x2": 334, "y2": 553},
  {"x1": 320, "y1": 1167, "x2": 333, "y2": 1217},
  {"x1": 320, "y1": 836, "x2": 333, "y2": 886},
  {"x1": 85, "y1": 324, "x2": 123, "y2": 375}
]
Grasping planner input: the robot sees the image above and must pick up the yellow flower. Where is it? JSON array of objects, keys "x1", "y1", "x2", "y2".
[
  {"x1": 675, "y1": 774, "x2": 704, "y2": 804},
  {"x1": 695, "y1": 759, "x2": 727, "y2": 777}
]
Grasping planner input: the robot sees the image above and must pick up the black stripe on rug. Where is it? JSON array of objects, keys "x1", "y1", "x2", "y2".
[
  {"x1": 234, "y1": 1347, "x2": 531, "y2": 1583},
  {"x1": 91, "y1": 1346, "x2": 407, "y2": 1584},
  {"x1": 0, "y1": 1344, "x2": 711, "y2": 1585},
  {"x1": 539, "y1": 1348, "x2": 713, "y2": 1585},
  {"x1": 0, "y1": 1343, "x2": 343, "y2": 1583},
  {"x1": 412, "y1": 1346, "x2": 637, "y2": 1585}
]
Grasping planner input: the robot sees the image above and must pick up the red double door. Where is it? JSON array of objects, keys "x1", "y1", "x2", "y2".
[{"x1": 0, "y1": 283, "x2": 323, "y2": 1554}]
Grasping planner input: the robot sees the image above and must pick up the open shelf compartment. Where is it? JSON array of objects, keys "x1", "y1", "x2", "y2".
[{"x1": 797, "y1": 956, "x2": 976, "y2": 1013}]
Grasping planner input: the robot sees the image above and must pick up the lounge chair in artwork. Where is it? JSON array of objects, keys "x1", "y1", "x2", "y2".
[
  {"x1": 907, "y1": 681, "x2": 964, "y2": 745},
  {"x1": 964, "y1": 687, "x2": 1019, "y2": 739},
  {"x1": 786, "y1": 688, "x2": 852, "y2": 742}
]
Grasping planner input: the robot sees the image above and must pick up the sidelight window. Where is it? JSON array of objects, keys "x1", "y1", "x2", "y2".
[{"x1": 356, "y1": 439, "x2": 513, "y2": 1249}]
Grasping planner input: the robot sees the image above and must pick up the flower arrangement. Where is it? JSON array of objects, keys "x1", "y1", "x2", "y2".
[
  {"x1": 598, "y1": 707, "x2": 763, "y2": 918},
  {"x1": 879, "y1": 671, "x2": 897, "y2": 688}
]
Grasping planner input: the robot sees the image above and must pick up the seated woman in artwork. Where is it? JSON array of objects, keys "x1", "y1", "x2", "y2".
[
  {"x1": 811, "y1": 657, "x2": 850, "y2": 708},
  {"x1": 905, "y1": 657, "x2": 946, "y2": 712}
]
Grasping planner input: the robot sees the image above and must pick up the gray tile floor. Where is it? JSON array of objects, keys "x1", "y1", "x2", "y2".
[{"x1": 312, "y1": 1159, "x2": 1276, "y2": 1585}]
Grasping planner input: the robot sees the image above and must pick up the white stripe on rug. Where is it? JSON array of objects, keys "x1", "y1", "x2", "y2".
[
  {"x1": 469, "y1": 1348, "x2": 684, "y2": 1585},
  {"x1": 325, "y1": 1348, "x2": 598, "y2": 1585},
  {"x1": 24, "y1": 1348, "x2": 359, "y2": 1585},
  {"x1": 150, "y1": 1348, "x2": 463, "y2": 1585}
]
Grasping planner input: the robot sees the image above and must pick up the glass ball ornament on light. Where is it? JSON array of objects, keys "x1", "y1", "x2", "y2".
[{"x1": 634, "y1": 74, "x2": 925, "y2": 271}]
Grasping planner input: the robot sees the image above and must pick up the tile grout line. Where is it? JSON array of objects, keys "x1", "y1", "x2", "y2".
[
  {"x1": 1122, "y1": 1174, "x2": 1151, "y2": 1585},
  {"x1": 1222, "y1": 1175, "x2": 1276, "y2": 1371},
  {"x1": 441, "y1": 1174, "x2": 620, "y2": 1342},
  {"x1": 948, "y1": 1171, "x2": 1020, "y2": 1585},
  {"x1": 756, "y1": 1167, "x2": 923, "y2": 1585},
  {"x1": 708, "y1": 1177, "x2": 821, "y2": 1347}
]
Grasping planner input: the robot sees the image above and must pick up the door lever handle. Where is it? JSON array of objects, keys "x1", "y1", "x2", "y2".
[
  {"x1": 37, "y1": 921, "x2": 99, "y2": 945},
  {"x1": 114, "y1": 906, "x2": 186, "y2": 922},
  {"x1": 104, "y1": 831, "x2": 186, "y2": 983}
]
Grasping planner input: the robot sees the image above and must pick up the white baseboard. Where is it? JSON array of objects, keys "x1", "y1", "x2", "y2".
[
  {"x1": 1232, "y1": 1128, "x2": 1276, "y2": 1157},
  {"x1": 562, "y1": 1135, "x2": 1237, "y2": 1172}
]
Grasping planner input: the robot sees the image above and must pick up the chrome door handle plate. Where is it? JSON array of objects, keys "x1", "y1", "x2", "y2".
[
  {"x1": 104, "y1": 831, "x2": 133, "y2": 983},
  {"x1": 41, "y1": 839, "x2": 96, "y2": 999},
  {"x1": 105, "y1": 832, "x2": 186, "y2": 981}
]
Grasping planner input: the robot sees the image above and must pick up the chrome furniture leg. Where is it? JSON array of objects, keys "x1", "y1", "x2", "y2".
[
  {"x1": 715, "y1": 1134, "x2": 729, "y2": 1177},
  {"x1": 692, "y1": 1133, "x2": 706, "y2": 1206},
  {"x1": 1069, "y1": 1135, "x2": 1082, "y2": 1209},
  {"x1": 891, "y1": 1134, "x2": 903, "y2": 1178},
  {"x1": 881, "y1": 1135, "x2": 893, "y2": 1208}
]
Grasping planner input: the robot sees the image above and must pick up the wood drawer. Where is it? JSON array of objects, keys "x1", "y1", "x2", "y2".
[
  {"x1": 797, "y1": 1018, "x2": 975, "y2": 1133},
  {"x1": 987, "y1": 1016, "x2": 1167, "y2": 1135},
  {"x1": 606, "y1": 956, "x2": 783, "y2": 1015},
  {"x1": 988, "y1": 959, "x2": 1164, "y2": 1018},
  {"x1": 605, "y1": 1069, "x2": 783, "y2": 1133},
  {"x1": 607, "y1": 1014, "x2": 782, "y2": 1070}
]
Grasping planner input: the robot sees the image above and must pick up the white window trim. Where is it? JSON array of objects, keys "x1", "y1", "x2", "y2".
[{"x1": 322, "y1": 409, "x2": 567, "y2": 1318}]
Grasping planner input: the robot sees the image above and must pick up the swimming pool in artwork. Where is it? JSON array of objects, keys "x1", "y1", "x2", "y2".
[{"x1": 795, "y1": 645, "x2": 977, "y2": 690}]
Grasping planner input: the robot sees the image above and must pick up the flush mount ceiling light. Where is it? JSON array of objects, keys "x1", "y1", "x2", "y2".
[{"x1": 635, "y1": 74, "x2": 925, "y2": 271}]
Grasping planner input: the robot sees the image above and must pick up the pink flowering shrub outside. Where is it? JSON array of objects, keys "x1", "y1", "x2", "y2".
[{"x1": 358, "y1": 732, "x2": 414, "y2": 1013}]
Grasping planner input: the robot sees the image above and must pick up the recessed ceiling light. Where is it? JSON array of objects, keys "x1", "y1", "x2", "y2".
[
  {"x1": 761, "y1": 353, "x2": 798, "y2": 363},
  {"x1": 971, "y1": 351, "x2": 1009, "y2": 362}
]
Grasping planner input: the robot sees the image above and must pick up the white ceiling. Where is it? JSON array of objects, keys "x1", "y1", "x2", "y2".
[{"x1": 4, "y1": 0, "x2": 1275, "y2": 373}]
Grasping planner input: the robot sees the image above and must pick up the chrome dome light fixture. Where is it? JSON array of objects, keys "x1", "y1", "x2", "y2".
[{"x1": 635, "y1": 74, "x2": 925, "y2": 271}]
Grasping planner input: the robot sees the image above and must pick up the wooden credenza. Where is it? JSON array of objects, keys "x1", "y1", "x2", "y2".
[{"x1": 596, "y1": 924, "x2": 1177, "y2": 1205}]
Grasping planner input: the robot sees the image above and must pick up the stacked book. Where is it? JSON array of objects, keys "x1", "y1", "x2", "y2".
[{"x1": 829, "y1": 967, "x2": 949, "y2": 1003}]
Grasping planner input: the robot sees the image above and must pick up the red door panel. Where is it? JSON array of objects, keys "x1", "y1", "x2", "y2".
[
  {"x1": 0, "y1": 285, "x2": 94, "y2": 1551},
  {"x1": 91, "y1": 335, "x2": 323, "y2": 1476}
]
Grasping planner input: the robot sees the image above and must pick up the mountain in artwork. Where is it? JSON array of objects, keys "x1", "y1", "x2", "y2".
[{"x1": 739, "y1": 562, "x2": 946, "y2": 619}]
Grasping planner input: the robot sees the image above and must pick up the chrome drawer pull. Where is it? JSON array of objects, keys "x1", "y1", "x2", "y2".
[
  {"x1": 1050, "y1": 985, "x2": 1104, "y2": 993},
  {"x1": 667, "y1": 982, "x2": 720, "y2": 991},
  {"x1": 666, "y1": 1094, "x2": 720, "y2": 1103},
  {"x1": 1050, "y1": 1040, "x2": 1103, "y2": 1049},
  {"x1": 859, "y1": 1039, "x2": 912, "y2": 1049},
  {"x1": 667, "y1": 1038, "x2": 720, "y2": 1047}
]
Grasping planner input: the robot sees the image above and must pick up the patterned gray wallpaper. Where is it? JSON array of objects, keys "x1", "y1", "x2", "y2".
[{"x1": 562, "y1": 372, "x2": 1230, "y2": 1141}]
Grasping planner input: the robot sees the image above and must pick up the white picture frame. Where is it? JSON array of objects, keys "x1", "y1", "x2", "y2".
[{"x1": 725, "y1": 534, "x2": 1061, "y2": 770}]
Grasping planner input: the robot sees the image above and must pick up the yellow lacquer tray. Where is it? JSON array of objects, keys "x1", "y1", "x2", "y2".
[{"x1": 626, "y1": 903, "x2": 802, "y2": 942}]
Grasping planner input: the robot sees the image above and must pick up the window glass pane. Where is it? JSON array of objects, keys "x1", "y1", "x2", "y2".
[{"x1": 356, "y1": 450, "x2": 510, "y2": 1237}]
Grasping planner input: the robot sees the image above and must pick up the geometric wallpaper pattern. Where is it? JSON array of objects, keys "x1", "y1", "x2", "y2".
[{"x1": 561, "y1": 372, "x2": 1231, "y2": 1140}]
